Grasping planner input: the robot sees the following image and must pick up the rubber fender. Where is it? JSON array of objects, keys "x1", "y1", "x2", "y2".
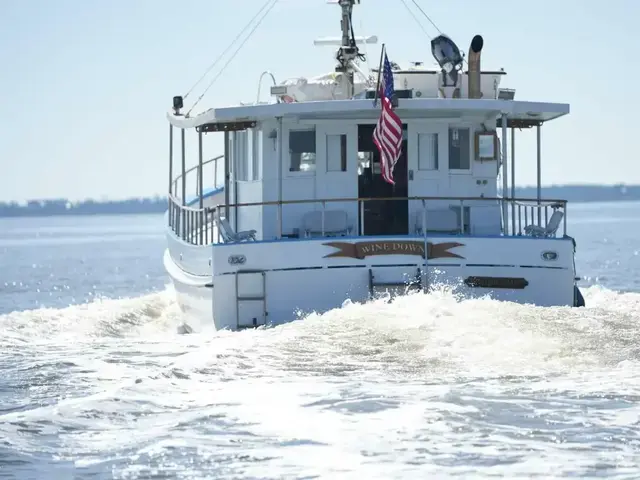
[{"x1": 574, "y1": 285, "x2": 586, "y2": 307}]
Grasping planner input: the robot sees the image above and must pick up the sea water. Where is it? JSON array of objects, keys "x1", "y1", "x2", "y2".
[{"x1": 1, "y1": 203, "x2": 639, "y2": 479}]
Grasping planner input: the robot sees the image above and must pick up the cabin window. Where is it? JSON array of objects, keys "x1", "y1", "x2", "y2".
[
  {"x1": 448, "y1": 127, "x2": 470, "y2": 170},
  {"x1": 418, "y1": 133, "x2": 438, "y2": 170},
  {"x1": 252, "y1": 130, "x2": 261, "y2": 181},
  {"x1": 327, "y1": 134, "x2": 347, "y2": 172},
  {"x1": 357, "y1": 151, "x2": 372, "y2": 175},
  {"x1": 228, "y1": 133, "x2": 234, "y2": 175},
  {"x1": 289, "y1": 129, "x2": 316, "y2": 173},
  {"x1": 246, "y1": 130, "x2": 254, "y2": 181},
  {"x1": 235, "y1": 131, "x2": 249, "y2": 181}
]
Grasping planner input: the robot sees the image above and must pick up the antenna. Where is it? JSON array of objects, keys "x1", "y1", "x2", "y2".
[
  {"x1": 313, "y1": 35, "x2": 377, "y2": 46},
  {"x1": 332, "y1": 0, "x2": 362, "y2": 98}
]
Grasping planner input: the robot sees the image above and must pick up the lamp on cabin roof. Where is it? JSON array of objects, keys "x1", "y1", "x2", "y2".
[
  {"x1": 430, "y1": 34, "x2": 464, "y2": 86},
  {"x1": 173, "y1": 96, "x2": 184, "y2": 115},
  {"x1": 498, "y1": 89, "x2": 516, "y2": 100}
]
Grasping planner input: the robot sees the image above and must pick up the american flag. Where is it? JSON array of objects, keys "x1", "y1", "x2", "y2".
[{"x1": 372, "y1": 51, "x2": 402, "y2": 185}]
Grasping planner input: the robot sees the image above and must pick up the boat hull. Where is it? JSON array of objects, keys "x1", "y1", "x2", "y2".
[{"x1": 164, "y1": 233, "x2": 579, "y2": 331}]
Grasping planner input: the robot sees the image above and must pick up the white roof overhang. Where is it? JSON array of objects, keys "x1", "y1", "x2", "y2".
[{"x1": 166, "y1": 98, "x2": 569, "y2": 130}]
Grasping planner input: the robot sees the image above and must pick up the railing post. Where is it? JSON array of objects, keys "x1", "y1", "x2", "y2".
[
  {"x1": 168, "y1": 124, "x2": 173, "y2": 197},
  {"x1": 537, "y1": 124, "x2": 542, "y2": 226},
  {"x1": 359, "y1": 199, "x2": 364, "y2": 236},
  {"x1": 181, "y1": 129, "x2": 186, "y2": 205},
  {"x1": 321, "y1": 200, "x2": 326, "y2": 236},
  {"x1": 224, "y1": 131, "x2": 230, "y2": 221},
  {"x1": 422, "y1": 199, "x2": 428, "y2": 293},
  {"x1": 198, "y1": 130, "x2": 204, "y2": 209},
  {"x1": 517, "y1": 203, "x2": 522, "y2": 235},
  {"x1": 181, "y1": 128, "x2": 186, "y2": 240},
  {"x1": 501, "y1": 112, "x2": 509, "y2": 234},
  {"x1": 459, "y1": 199, "x2": 464, "y2": 234},
  {"x1": 277, "y1": 116, "x2": 283, "y2": 239},
  {"x1": 200, "y1": 210, "x2": 204, "y2": 245},
  {"x1": 198, "y1": 129, "x2": 204, "y2": 245},
  {"x1": 511, "y1": 127, "x2": 516, "y2": 234},
  {"x1": 173, "y1": 202, "x2": 176, "y2": 236},
  {"x1": 563, "y1": 202, "x2": 567, "y2": 236},
  {"x1": 216, "y1": 209, "x2": 221, "y2": 243}
]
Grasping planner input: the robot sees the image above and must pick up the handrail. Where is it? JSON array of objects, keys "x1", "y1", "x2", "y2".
[
  {"x1": 167, "y1": 194, "x2": 569, "y2": 246},
  {"x1": 220, "y1": 196, "x2": 567, "y2": 209},
  {"x1": 256, "y1": 71, "x2": 277, "y2": 104},
  {"x1": 171, "y1": 155, "x2": 224, "y2": 201},
  {"x1": 167, "y1": 193, "x2": 217, "y2": 245}
]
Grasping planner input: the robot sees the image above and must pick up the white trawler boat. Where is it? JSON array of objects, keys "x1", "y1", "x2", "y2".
[{"x1": 164, "y1": 0, "x2": 584, "y2": 331}]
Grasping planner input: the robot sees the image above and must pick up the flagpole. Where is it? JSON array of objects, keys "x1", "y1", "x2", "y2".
[{"x1": 372, "y1": 43, "x2": 385, "y2": 107}]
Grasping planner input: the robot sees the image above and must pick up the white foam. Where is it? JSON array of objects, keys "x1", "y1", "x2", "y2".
[{"x1": 2, "y1": 285, "x2": 640, "y2": 477}]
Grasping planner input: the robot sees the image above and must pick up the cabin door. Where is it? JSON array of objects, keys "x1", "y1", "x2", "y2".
[
  {"x1": 407, "y1": 123, "x2": 446, "y2": 233},
  {"x1": 316, "y1": 123, "x2": 358, "y2": 229},
  {"x1": 357, "y1": 124, "x2": 408, "y2": 236}
]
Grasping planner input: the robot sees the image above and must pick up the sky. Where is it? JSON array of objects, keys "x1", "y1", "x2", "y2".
[{"x1": 0, "y1": 0, "x2": 638, "y2": 202}]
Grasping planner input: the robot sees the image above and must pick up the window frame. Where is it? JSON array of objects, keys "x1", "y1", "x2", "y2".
[
  {"x1": 447, "y1": 126, "x2": 472, "y2": 172},
  {"x1": 287, "y1": 127, "x2": 317, "y2": 176}
]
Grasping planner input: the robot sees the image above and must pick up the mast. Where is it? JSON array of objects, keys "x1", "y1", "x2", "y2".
[{"x1": 335, "y1": 0, "x2": 361, "y2": 98}]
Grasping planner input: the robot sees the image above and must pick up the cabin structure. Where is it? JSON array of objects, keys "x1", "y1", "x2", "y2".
[{"x1": 167, "y1": 71, "x2": 568, "y2": 245}]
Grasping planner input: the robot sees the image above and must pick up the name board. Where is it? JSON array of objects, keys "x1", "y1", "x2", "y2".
[
  {"x1": 464, "y1": 276, "x2": 529, "y2": 289},
  {"x1": 323, "y1": 240, "x2": 464, "y2": 260}
]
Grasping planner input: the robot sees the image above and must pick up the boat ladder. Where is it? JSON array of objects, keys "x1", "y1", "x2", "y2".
[
  {"x1": 368, "y1": 267, "x2": 423, "y2": 299},
  {"x1": 234, "y1": 269, "x2": 267, "y2": 329}
]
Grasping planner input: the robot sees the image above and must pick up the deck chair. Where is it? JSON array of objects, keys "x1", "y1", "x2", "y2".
[
  {"x1": 302, "y1": 210, "x2": 351, "y2": 237},
  {"x1": 524, "y1": 209, "x2": 563, "y2": 238},
  {"x1": 218, "y1": 218, "x2": 257, "y2": 242}
]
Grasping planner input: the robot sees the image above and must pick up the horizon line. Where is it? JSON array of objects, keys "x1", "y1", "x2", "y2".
[{"x1": 0, "y1": 182, "x2": 635, "y2": 204}]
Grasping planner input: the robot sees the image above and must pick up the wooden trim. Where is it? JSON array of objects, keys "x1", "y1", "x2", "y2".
[
  {"x1": 496, "y1": 118, "x2": 543, "y2": 129},
  {"x1": 198, "y1": 121, "x2": 257, "y2": 133}
]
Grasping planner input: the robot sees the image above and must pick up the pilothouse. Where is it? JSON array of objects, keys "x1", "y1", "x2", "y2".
[{"x1": 164, "y1": 0, "x2": 584, "y2": 331}]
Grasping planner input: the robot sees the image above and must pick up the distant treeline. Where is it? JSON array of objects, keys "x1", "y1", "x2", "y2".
[
  {"x1": 0, "y1": 197, "x2": 167, "y2": 217},
  {"x1": 0, "y1": 184, "x2": 638, "y2": 217}
]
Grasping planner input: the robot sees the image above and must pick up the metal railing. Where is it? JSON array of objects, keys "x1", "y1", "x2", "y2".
[
  {"x1": 508, "y1": 199, "x2": 567, "y2": 236},
  {"x1": 167, "y1": 195, "x2": 568, "y2": 247},
  {"x1": 168, "y1": 194, "x2": 218, "y2": 245},
  {"x1": 171, "y1": 155, "x2": 224, "y2": 203}
]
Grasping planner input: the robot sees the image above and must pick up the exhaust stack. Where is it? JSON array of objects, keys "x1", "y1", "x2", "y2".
[{"x1": 468, "y1": 35, "x2": 484, "y2": 99}]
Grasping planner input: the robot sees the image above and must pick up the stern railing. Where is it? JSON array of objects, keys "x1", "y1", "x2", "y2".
[
  {"x1": 168, "y1": 194, "x2": 218, "y2": 245},
  {"x1": 166, "y1": 195, "x2": 568, "y2": 246},
  {"x1": 171, "y1": 155, "x2": 224, "y2": 205}
]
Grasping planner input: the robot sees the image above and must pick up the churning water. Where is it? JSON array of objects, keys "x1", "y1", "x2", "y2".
[{"x1": 1, "y1": 204, "x2": 639, "y2": 479}]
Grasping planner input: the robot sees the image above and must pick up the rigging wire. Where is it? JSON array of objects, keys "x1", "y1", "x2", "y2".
[
  {"x1": 409, "y1": 0, "x2": 443, "y2": 36},
  {"x1": 182, "y1": 0, "x2": 276, "y2": 101},
  {"x1": 186, "y1": 0, "x2": 278, "y2": 116},
  {"x1": 398, "y1": 0, "x2": 468, "y2": 66},
  {"x1": 398, "y1": 0, "x2": 433, "y2": 39}
]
